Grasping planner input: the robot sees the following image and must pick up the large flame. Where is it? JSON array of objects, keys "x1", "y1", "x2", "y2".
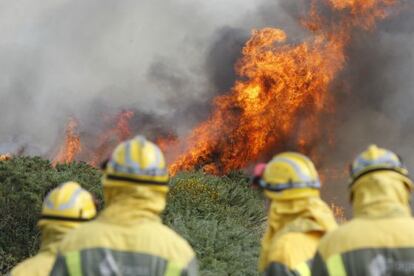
[
  {"x1": 53, "y1": 0, "x2": 401, "y2": 175},
  {"x1": 168, "y1": 27, "x2": 342, "y2": 174},
  {"x1": 168, "y1": 0, "x2": 400, "y2": 174}
]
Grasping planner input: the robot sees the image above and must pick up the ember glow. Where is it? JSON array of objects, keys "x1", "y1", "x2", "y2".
[{"x1": 53, "y1": 0, "x2": 401, "y2": 175}]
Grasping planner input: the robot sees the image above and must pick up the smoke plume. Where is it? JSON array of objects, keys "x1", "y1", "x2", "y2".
[{"x1": 0, "y1": 0, "x2": 258, "y2": 155}]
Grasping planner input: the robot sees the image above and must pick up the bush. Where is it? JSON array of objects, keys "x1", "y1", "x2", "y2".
[
  {"x1": 0, "y1": 157, "x2": 265, "y2": 275},
  {"x1": 164, "y1": 171, "x2": 266, "y2": 275},
  {"x1": 0, "y1": 157, "x2": 102, "y2": 273}
]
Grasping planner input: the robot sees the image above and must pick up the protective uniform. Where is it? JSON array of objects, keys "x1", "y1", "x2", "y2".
[
  {"x1": 258, "y1": 152, "x2": 337, "y2": 276},
  {"x1": 50, "y1": 136, "x2": 198, "y2": 276},
  {"x1": 10, "y1": 182, "x2": 97, "y2": 276},
  {"x1": 312, "y1": 145, "x2": 414, "y2": 275}
]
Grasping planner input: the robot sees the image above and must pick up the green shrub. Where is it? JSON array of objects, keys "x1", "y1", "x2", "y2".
[
  {"x1": 0, "y1": 157, "x2": 265, "y2": 275},
  {"x1": 0, "y1": 157, "x2": 103, "y2": 273},
  {"x1": 164, "y1": 171, "x2": 266, "y2": 275}
]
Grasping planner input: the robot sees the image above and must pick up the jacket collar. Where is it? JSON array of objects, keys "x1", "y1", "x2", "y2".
[{"x1": 351, "y1": 171, "x2": 412, "y2": 219}]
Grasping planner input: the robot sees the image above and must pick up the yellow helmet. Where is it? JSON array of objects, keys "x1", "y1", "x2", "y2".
[
  {"x1": 350, "y1": 145, "x2": 409, "y2": 185},
  {"x1": 103, "y1": 135, "x2": 169, "y2": 188},
  {"x1": 261, "y1": 152, "x2": 320, "y2": 200},
  {"x1": 38, "y1": 182, "x2": 97, "y2": 229}
]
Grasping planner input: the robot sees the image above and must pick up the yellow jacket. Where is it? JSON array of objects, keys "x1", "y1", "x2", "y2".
[
  {"x1": 50, "y1": 182, "x2": 197, "y2": 276},
  {"x1": 312, "y1": 171, "x2": 414, "y2": 275},
  {"x1": 10, "y1": 224, "x2": 69, "y2": 276},
  {"x1": 259, "y1": 193, "x2": 337, "y2": 275}
]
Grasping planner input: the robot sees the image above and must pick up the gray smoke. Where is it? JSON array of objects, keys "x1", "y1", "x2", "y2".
[
  {"x1": 0, "y1": 0, "x2": 261, "y2": 156},
  {"x1": 317, "y1": 14, "x2": 414, "y2": 210},
  {"x1": 332, "y1": 21, "x2": 414, "y2": 166}
]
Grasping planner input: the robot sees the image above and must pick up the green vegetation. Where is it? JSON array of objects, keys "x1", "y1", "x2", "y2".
[
  {"x1": 165, "y1": 171, "x2": 266, "y2": 275},
  {"x1": 0, "y1": 157, "x2": 265, "y2": 275},
  {"x1": 0, "y1": 157, "x2": 103, "y2": 274}
]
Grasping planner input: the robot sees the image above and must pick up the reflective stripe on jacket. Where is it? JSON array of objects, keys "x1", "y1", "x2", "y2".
[
  {"x1": 50, "y1": 181, "x2": 197, "y2": 276},
  {"x1": 313, "y1": 246, "x2": 414, "y2": 275},
  {"x1": 52, "y1": 248, "x2": 197, "y2": 276},
  {"x1": 312, "y1": 171, "x2": 414, "y2": 275}
]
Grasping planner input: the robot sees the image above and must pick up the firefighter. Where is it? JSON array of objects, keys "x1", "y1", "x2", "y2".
[
  {"x1": 256, "y1": 152, "x2": 337, "y2": 275},
  {"x1": 312, "y1": 145, "x2": 414, "y2": 275},
  {"x1": 10, "y1": 182, "x2": 97, "y2": 276},
  {"x1": 50, "y1": 136, "x2": 198, "y2": 275}
]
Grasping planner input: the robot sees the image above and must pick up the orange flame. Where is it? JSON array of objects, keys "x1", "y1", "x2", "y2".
[
  {"x1": 167, "y1": 0, "x2": 401, "y2": 175},
  {"x1": 52, "y1": 0, "x2": 402, "y2": 175},
  {"x1": 52, "y1": 118, "x2": 81, "y2": 165},
  {"x1": 87, "y1": 110, "x2": 134, "y2": 166},
  {"x1": 329, "y1": 0, "x2": 398, "y2": 30},
  {"x1": 156, "y1": 135, "x2": 178, "y2": 155},
  {"x1": 52, "y1": 111, "x2": 135, "y2": 166},
  {"x1": 114, "y1": 110, "x2": 134, "y2": 141},
  {"x1": 0, "y1": 153, "x2": 12, "y2": 161}
]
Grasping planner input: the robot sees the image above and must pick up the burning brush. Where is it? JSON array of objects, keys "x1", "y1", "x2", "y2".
[
  {"x1": 52, "y1": 0, "x2": 404, "y2": 178},
  {"x1": 166, "y1": 0, "x2": 403, "y2": 175}
]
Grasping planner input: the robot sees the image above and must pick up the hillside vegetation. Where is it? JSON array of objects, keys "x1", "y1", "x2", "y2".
[{"x1": 0, "y1": 157, "x2": 266, "y2": 275}]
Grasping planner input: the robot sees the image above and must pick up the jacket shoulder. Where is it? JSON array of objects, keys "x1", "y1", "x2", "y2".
[
  {"x1": 318, "y1": 217, "x2": 414, "y2": 260},
  {"x1": 141, "y1": 222, "x2": 196, "y2": 257},
  {"x1": 57, "y1": 220, "x2": 100, "y2": 251},
  {"x1": 57, "y1": 219, "x2": 195, "y2": 265},
  {"x1": 11, "y1": 253, "x2": 54, "y2": 276},
  {"x1": 267, "y1": 232, "x2": 321, "y2": 269}
]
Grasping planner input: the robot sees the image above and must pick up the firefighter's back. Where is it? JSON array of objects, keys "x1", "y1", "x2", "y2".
[
  {"x1": 314, "y1": 216, "x2": 414, "y2": 275},
  {"x1": 51, "y1": 217, "x2": 196, "y2": 276}
]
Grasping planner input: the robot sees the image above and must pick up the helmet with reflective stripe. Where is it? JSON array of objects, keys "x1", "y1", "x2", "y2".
[
  {"x1": 38, "y1": 182, "x2": 97, "y2": 229},
  {"x1": 261, "y1": 152, "x2": 321, "y2": 200},
  {"x1": 350, "y1": 145, "x2": 409, "y2": 185},
  {"x1": 103, "y1": 135, "x2": 169, "y2": 188}
]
